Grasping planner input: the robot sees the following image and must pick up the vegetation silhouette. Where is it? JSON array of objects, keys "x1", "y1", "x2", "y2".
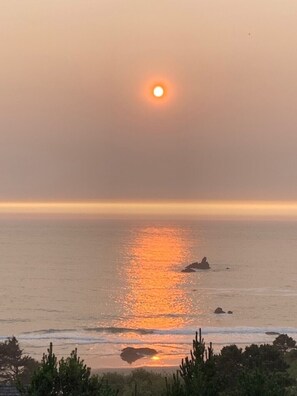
[
  {"x1": 165, "y1": 329, "x2": 296, "y2": 396},
  {"x1": 0, "y1": 337, "x2": 39, "y2": 385},
  {"x1": 20, "y1": 343, "x2": 117, "y2": 396},
  {"x1": 1, "y1": 331, "x2": 297, "y2": 395}
]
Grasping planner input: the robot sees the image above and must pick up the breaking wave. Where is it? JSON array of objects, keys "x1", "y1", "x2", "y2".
[{"x1": 8, "y1": 326, "x2": 297, "y2": 348}]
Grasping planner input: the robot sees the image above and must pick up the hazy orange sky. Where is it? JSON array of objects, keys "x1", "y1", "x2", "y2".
[{"x1": 1, "y1": 1, "x2": 297, "y2": 202}]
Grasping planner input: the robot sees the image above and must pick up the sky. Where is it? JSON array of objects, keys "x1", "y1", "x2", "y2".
[{"x1": 1, "y1": 1, "x2": 297, "y2": 204}]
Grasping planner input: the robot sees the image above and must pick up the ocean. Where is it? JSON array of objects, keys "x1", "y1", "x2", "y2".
[{"x1": 1, "y1": 217, "x2": 297, "y2": 368}]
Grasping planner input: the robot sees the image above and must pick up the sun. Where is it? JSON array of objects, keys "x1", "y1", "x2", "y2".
[
  {"x1": 153, "y1": 85, "x2": 165, "y2": 98},
  {"x1": 144, "y1": 80, "x2": 172, "y2": 104}
]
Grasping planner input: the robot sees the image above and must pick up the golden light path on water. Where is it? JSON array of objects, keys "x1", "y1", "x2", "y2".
[{"x1": 120, "y1": 226, "x2": 203, "y2": 329}]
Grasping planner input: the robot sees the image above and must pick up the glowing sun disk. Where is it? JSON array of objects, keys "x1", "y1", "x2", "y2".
[{"x1": 153, "y1": 85, "x2": 165, "y2": 98}]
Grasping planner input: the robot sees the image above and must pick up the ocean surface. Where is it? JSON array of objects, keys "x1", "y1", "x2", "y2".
[{"x1": 1, "y1": 217, "x2": 297, "y2": 368}]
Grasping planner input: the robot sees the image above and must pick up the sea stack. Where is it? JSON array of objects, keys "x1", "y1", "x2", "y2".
[{"x1": 182, "y1": 257, "x2": 211, "y2": 272}]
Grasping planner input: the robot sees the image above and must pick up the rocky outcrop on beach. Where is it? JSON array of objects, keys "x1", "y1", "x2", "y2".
[
  {"x1": 120, "y1": 347, "x2": 158, "y2": 364},
  {"x1": 181, "y1": 257, "x2": 210, "y2": 272}
]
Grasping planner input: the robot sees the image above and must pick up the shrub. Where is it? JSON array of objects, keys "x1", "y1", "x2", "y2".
[{"x1": 24, "y1": 343, "x2": 117, "y2": 396}]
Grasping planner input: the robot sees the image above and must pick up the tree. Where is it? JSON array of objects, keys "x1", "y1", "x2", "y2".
[
  {"x1": 243, "y1": 343, "x2": 288, "y2": 372},
  {"x1": 59, "y1": 349, "x2": 111, "y2": 396},
  {"x1": 216, "y1": 344, "x2": 243, "y2": 391},
  {"x1": 236, "y1": 369, "x2": 289, "y2": 396},
  {"x1": 167, "y1": 330, "x2": 220, "y2": 396},
  {"x1": 26, "y1": 343, "x2": 59, "y2": 395},
  {"x1": 165, "y1": 372, "x2": 186, "y2": 396},
  {"x1": 273, "y1": 334, "x2": 296, "y2": 353},
  {"x1": 0, "y1": 337, "x2": 39, "y2": 385},
  {"x1": 166, "y1": 330, "x2": 295, "y2": 396},
  {"x1": 25, "y1": 343, "x2": 117, "y2": 396}
]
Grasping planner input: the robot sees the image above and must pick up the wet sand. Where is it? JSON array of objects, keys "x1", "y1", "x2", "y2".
[{"x1": 92, "y1": 366, "x2": 178, "y2": 376}]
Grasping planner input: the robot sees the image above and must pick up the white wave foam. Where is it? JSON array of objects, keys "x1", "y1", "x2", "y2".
[{"x1": 12, "y1": 326, "x2": 297, "y2": 348}]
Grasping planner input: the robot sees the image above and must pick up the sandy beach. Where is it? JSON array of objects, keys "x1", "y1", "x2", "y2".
[{"x1": 93, "y1": 366, "x2": 178, "y2": 376}]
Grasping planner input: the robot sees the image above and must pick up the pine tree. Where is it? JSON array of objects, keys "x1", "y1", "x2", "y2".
[
  {"x1": 27, "y1": 342, "x2": 59, "y2": 395},
  {"x1": 0, "y1": 337, "x2": 39, "y2": 384},
  {"x1": 25, "y1": 343, "x2": 117, "y2": 395},
  {"x1": 166, "y1": 329, "x2": 219, "y2": 396}
]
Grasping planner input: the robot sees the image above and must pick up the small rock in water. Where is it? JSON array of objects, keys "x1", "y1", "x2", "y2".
[
  {"x1": 182, "y1": 257, "x2": 210, "y2": 272},
  {"x1": 227, "y1": 311, "x2": 233, "y2": 314},
  {"x1": 214, "y1": 307, "x2": 225, "y2": 314},
  {"x1": 265, "y1": 331, "x2": 280, "y2": 336}
]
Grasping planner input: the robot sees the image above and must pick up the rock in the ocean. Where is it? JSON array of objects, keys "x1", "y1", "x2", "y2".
[
  {"x1": 265, "y1": 331, "x2": 280, "y2": 336},
  {"x1": 181, "y1": 268, "x2": 196, "y2": 273},
  {"x1": 214, "y1": 307, "x2": 225, "y2": 314},
  {"x1": 183, "y1": 257, "x2": 210, "y2": 272},
  {"x1": 227, "y1": 311, "x2": 233, "y2": 314},
  {"x1": 200, "y1": 257, "x2": 210, "y2": 268},
  {"x1": 120, "y1": 347, "x2": 158, "y2": 364}
]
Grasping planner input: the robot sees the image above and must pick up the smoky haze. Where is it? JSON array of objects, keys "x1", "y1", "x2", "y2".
[{"x1": 1, "y1": 0, "x2": 297, "y2": 201}]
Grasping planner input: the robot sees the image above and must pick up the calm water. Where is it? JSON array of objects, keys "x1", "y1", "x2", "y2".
[{"x1": 0, "y1": 217, "x2": 297, "y2": 368}]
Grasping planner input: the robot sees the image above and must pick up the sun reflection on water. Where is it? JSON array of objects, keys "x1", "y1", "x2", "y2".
[{"x1": 121, "y1": 226, "x2": 195, "y2": 329}]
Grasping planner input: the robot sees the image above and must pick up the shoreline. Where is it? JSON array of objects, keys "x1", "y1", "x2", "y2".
[
  {"x1": 15, "y1": 326, "x2": 293, "y2": 371},
  {"x1": 92, "y1": 365, "x2": 178, "y2": 376}
]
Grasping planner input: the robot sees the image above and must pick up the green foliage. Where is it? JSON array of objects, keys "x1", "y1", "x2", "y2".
[
  {"x1": 100, "y1": 372, "x2": 127, "y2": 395},
  {"x1": 167, "y1": 330, "x2": 220, "y2": 395},
  {"x1": 286, "y1": 348, "x2": 297, "y2": 365},
  {"x1": 273, "y1": 334, "x2": 297, "y2": 353},
  {"x1": 218, "y1": 343, "x2": 292, "y2": 395},
  {"x1": 286, "y1": 348, "x2": 297, "y2": 389},
  {"x1": 236, "y1": 369, "x2": 289, "y2": 396},
  {"x1": 3, "y1": 332, "x2": 297, "y2": 396},
  {"x1": 127, "y1": 369, "x2": 165, "y2": 396},
  {"x1": 25, "y1": 343, "x2": 117, "y2": 396},
  {"x1": 0, "y1": 336, "x2": 39, "y2": 385},
  {"x1": 59, "y1": 349, "x2": 93, "y2": 395},
  {"x1": 103, "y1": 369, "x2": 167, "y2": 396},
  {"x1": 26, "y1": 343, "x2": 59, "y2": 395},
  {"x1": 166, "y1": 331, "x2": 296, "y2": 396},
  {"x1": 165, "y1": 372, "x2": 185, "y2": 396},
  {"x1": 215, "y1": 344, "x2": 243, "y2": 390},
  {"x1": 243, "y1": 343, "x2": 288, "y2": 372}
]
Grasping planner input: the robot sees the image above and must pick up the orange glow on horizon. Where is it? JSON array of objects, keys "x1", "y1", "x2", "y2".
[{"x1": 2, "y1": 201, "x2": 297, "y2": 217}]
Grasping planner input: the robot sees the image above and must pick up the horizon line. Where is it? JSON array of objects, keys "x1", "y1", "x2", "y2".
[{"x1": 2, "y1": 200, "x2": 297, "y2": 216}]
